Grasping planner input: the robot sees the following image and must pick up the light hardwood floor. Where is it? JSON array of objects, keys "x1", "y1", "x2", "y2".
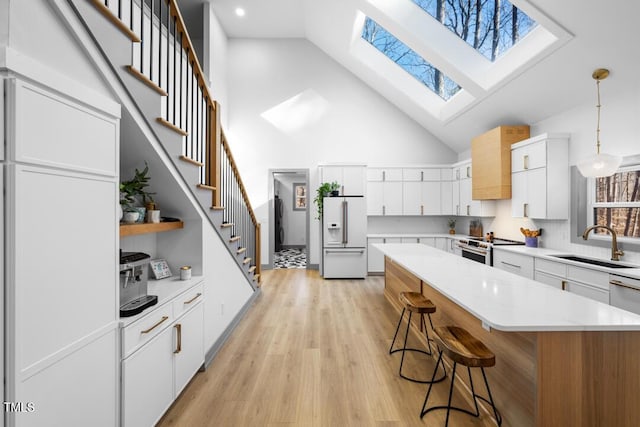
[{"x1": 157, "y1": 269, "x2": 498, "y2": 426}]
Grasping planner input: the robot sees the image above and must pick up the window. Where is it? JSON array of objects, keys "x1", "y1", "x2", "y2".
[
  {"x1": 410, "y1": 0, "x2": 537, "y2": 61},
  {"x1": 589, "y1": 165, "x2": 640, "y2": 238},
  {"x1": 361, "y1": 17, "x2": 461, "y2": 101}
]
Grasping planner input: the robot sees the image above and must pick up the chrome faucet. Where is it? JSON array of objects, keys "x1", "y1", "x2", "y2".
[{"x1": 582, "y1": 225, "x2": 624, "y2": 261}]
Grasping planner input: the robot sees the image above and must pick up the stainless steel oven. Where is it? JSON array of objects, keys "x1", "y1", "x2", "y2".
[{"x1": 457, "y1": 239, "x2": 491, "y2": 265}]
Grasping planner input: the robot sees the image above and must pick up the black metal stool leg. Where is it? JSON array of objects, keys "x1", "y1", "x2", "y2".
[
  {"x1": 444, "y1": 362, "x2": 458, "y2": 427},
  {"x1": 481, "y1": 367, "x2": 502, "y2": 426},
  {"x1": 398, "y1": 311, "x2": 413, "y2": 378},
  {"x1": 388, "y1": 308, "x2": 406, "y2": 354},
  {"x1": 467, "y1": 366, "x2": 480, "y2": 417},
  {"x1": 420, "y1": 349, "x2": 445, "y2": 418}
]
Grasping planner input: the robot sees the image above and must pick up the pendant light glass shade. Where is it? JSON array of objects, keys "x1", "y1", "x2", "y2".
[
  {"x1": 577, "y1": 152, "x2": 622, "y2": 177},
  {"x1": 577, "y1": 68, "x2": 622, "y2": 178}
]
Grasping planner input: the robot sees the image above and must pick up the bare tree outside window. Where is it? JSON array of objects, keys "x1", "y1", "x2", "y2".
[{"x1": 593, "y1": 168, "x2": 640, "y2": 238}]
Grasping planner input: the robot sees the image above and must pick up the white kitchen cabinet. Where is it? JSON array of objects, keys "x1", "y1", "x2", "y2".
[
  {"x1": 122, "y1": 285, "x2": 204, "y2": 427},
  {"x1": 402, "y1": 181, "x2": 441, "y2": 215},
  {"x1": 367, "y1": 237, "x2": 402, "y2": 273},
  {"x1": 534, "y1": 257, "x2": 610, "y2": 303},
  {"x1": 402, "y1": 167, "x2": 441, "y2": 182},
  {"x1": 511, "y1": 134, "x2": 569, "y2": 219},
  {"x1": 367, "y1": 181, "x2": 403, "y2": 215},
  {"x1": 493, "y1": 249, "x2": 534, "y2": 279},
  {"x1": 4, "y1": 78, "x2": 120, "y2": 427},
  {"x1": 367, "y1": 167, "x2": 403, "y2": 182},
  {"x1": 453, "y1": 160, "x2": 495, "y2": 217},
  {"x1": 319, "y1": 164, "x2": 366, "y2": 196}
]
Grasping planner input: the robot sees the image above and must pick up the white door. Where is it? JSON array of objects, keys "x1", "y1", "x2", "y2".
[
  {"x1": 422, "y1": 181, "x2": 441, "y2": 215},
  {"x1": 384, "y1": 182, "x2": 403, "y2": 215},
  {"x1": 527, "y1": 168, "x2": 547, "y2": 218},
  {"x1": 366, "y1": 181, "x2": 384, "y2": 215},
  {"x1": 174, "y1": 304, "x2": 204, "y2": 396},
  {"x1": 344, "y1": 197, "x2": 367, "y2": 247},
  {"x1": 402, "y1": 181, "x2": 422, "y2": 215},
  {"x1": 342, "y1": 166, "x2": 366, "y2": 195},
  {"x1": 511, "y1": 171, "x2": 526, "y2": 217}
]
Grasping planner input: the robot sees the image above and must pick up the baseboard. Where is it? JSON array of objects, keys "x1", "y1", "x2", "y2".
[
  {"x1": 307, "y1": 264, "x2": 319, "y2": 270},
  {"x1": 203, "y1": 288, "x2": 262, "y2": 368}
]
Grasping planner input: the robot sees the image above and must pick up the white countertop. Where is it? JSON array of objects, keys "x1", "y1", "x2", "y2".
[
  {"x1": 119, "y1": 275, "x2": 204, "y2": 327},
  {"x1": 368, "y1": 233, "x2": 470, "y2": 239},
  {"x1": 492, "y1": 245, "x2": 640, "y2": 280},
  {"x1": 375, "y1": 243, "x2": 640, "y2": 332}
]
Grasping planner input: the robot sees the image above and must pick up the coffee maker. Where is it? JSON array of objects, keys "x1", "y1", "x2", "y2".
[{"x1": 119, "y1": 251, "x2": 158, "y2": 317}]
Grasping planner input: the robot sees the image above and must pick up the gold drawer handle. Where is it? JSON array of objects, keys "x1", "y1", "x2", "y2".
[
  {"x1": 184, "y1": 293, "x2": 202, "y2": 304},
  {"x1": 174, "y1": 324, "x2": 182, "y2": 354},
  {"x1": 140, "y1": 316, "x2": 169, "y2": 334}
]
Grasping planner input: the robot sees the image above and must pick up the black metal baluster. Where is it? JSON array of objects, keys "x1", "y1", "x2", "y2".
[
  {"x1": 186, "y1": 54, "x2": 190, "y2": 160},
  {"x1": 140, "y1": 0, "x2": 144, "y2": 73},
  {"x1": 165, "y1": 0, "x2": 170, "y2": 121},
  {"x1": 158, "y1": 0, "x2": 162, "y2": 91},
  {"x1": 117, "y1": 0, "x2": 121, "y2": 19},
  {"x1": 179, "y1": 32, "x2": 183, "y2": 132},
  {"x1": 173, "y1": 16, "x2": 177, "y2": 126},
  {"x1": 149, "y1": 0, "x2": 154, "y2": 82}
]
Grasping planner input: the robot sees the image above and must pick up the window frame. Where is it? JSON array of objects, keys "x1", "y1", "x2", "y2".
[{"x1": 586, "y1": 164, "x2": 640, "y2": 241}]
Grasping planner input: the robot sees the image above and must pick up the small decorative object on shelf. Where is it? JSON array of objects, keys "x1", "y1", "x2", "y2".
[
  {"x1": 447, "y1": 218, "x2": 456, "y2": 234},
  {"x1": 313, "y1": 181, "x2": 341, "y2": 219},
  {"x1": 149, "y1": 259, "x2": 172, "y2": 279},
  {"x1": 180, "y1": 266, "x2": 192, "y2": 280}
]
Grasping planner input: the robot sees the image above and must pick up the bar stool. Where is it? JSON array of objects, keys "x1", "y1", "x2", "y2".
[
  {"x1": 389, "y1": 291, "x2": 445, "y2": 384},
  {"x1": 420, "y1": 325, "x2": 502, "y2": 426}
]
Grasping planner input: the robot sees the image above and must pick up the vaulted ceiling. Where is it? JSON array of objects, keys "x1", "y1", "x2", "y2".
[{"x1": 180, "y1": 0, "x2": 640, "y2": 153}]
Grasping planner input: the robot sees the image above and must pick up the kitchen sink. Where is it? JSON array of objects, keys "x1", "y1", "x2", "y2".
[{"x1": 550, "y1": 254, "x2": 637, "y2": 269}]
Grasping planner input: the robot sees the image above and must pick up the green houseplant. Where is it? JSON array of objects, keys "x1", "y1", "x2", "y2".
[
  {"x1": 447, "y1": 218, "x2": 456, "y2": 234},
  {"x1": 313, "y1": 181, "x2": 340, "y2": 219},
  {"x1": 120, "y1": 162, "x2": 156, "y2": 222}
]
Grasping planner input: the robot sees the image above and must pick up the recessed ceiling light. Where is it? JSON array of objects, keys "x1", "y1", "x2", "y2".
[{"x1": 235, "y1": 7, "x2": 246, "y2": 17}]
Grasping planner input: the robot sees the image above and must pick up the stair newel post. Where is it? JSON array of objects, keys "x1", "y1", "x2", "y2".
[{"x1": 209, "y1": 100, "x2": 222, "y2": 208}]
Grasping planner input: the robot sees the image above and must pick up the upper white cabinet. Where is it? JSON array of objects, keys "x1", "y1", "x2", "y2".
[
  {"x1": 511, "y1": 133, "x2": 569, "y2": 219},
  {"x1": 367, "y1": 167, "x2": 403, "y2": 215},
  {"x1": 454, "y1": 160, "x2": 496, "y2": 217},
  {"x1": 319, "y1": 164, "x2": 366, "y2": 196},
  {"x1": 402, "y1": 168, "x2": 443, "y2": 215}
]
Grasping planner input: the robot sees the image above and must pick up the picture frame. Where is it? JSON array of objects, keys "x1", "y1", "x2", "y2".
[
  {"x1": 293, "y1": 182, "x2": 307, "y2": 210},
  {"x1": 149, "y1": 258, "x2": 172, "y2": 280}
]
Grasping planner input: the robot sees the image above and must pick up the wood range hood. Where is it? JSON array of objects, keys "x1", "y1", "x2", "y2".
[{"x1": 472, "y1": 125, "x2": 530, "y2": 200}]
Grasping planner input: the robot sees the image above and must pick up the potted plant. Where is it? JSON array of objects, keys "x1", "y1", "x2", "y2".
[
  {"x1": 120, "y1": 162, "x2": 156, "y2": 223},
  {"x1": 313, "y1": 181, "x2": 340, "y2": 219},
  {"x1": 447, "y1": 218, "x2": 456, "y2": 234}
]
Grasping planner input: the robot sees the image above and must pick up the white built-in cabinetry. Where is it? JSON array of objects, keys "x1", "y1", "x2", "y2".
[
  {"x1": 367, "y1": 236, "x2": 457, "y2": 273},
  {"x1": 367, "y1": 167, "x2": 403, "y2": 215},
  {"x1": 534, "y1": 258, "x2": 610, "y2": 303},
  {"x1": 452, "y1": 160, "x2": 496, "y2": 217},
  {"x1": 318, "y1": 164, "x2": 366, "y2": 196},
  {"x1": 493, "y1": 248, "x2": 534, "y2": 279},
  {"x1": 121, "y1": 280, "x2": 204, "y2": 427},
  {"x1": 402, "y1": 168, "x2": 442, "y2": 215},
  {"x1": 4, "y1": 78, "x2": 120, "y2": 426},
  {"x1": 511, "y1": 133, "x2": 569, "y2": 219}
]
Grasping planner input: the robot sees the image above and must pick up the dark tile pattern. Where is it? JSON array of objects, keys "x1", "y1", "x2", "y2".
[{"x1": 274, "y1": 248, "x2": 306, "y2": 269}]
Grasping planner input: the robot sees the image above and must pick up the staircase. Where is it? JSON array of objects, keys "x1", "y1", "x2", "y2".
[{"x1": 70, "y1": 0, "x2": 261, "y2": 284}]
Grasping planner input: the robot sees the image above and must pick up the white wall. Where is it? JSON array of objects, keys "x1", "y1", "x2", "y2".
[
  {"x1": 274, "y1": 173, "x2": 307, "y2": 246},
  {"x1": 223, "y1": 38, "x2": 457, "y2": 265},
  {"x1": 485, "y1": 84, "x2": 640, "y2": 264},
  {"x1": 204, "y1": 2, "x2": 229, "y2": 128}
]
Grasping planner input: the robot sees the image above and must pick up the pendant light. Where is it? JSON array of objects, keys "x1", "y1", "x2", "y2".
[{"x1": 577, "y1": 68, "x2": 622, "y2": 177}]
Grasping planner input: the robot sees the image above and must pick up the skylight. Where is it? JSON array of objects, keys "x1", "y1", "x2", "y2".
[
  {"x1": 361, "y1": 17, "x2": 461, "y2": 101},
  {"x1": 410, "y1": 0, "x2": 537, "y2": 61}
]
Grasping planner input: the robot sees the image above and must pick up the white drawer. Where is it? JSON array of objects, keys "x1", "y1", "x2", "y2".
[
  {"x1": 534, "y1": 271, "x2": 564, "y2": 290},
  {"x1": 173, "y1": 282, "x2": 204, "y2": 318},
  {"x1": 567, "y1": 266, "x2": 610, "y2": 290},
  {"x1": 535, "y1": 258, "x2": 567, "y2": 276},
  {"x1": 122, "y1": 304, "x2": 173, "y2": 358}
]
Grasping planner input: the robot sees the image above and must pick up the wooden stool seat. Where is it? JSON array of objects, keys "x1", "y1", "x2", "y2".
[
  {"x1": 433, "y1": 326, "x2": 495, "y2": 368},
  {"x1": 399, "y1": 291, "x2": 436, "y2": 314}
]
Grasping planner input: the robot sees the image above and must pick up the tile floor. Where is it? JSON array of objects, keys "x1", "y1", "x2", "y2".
[{"x1": 273, "y1": 248, "x2": 307, "y2": 269}]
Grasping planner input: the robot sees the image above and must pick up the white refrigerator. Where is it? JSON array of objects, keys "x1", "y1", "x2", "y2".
[{"x1": 322, "y1": 196, "x2": 367, "y2": 279}]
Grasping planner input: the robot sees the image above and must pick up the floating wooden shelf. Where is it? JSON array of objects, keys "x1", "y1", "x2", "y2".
[{"x1": 120, "y1": 220, "x2": 184, "y2": 237}]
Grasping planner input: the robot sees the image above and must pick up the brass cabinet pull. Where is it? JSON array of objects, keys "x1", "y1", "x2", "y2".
[
  {"x1": 174, "y1": 324, "x2": 182, "y2": 354},
  {"x1": 184, "y1": 292, "x2": 202, "y2": 305},
  {"x1": 421, "y1": 171, "x2": 424, "y2": 181},
  {"x1": 421, "y1": 205, "x2": 424, "y2": 215},
  {"x1": 524, "y1": 155, "x2": 529, "y2": 170},
  {"x1": 382, "y1": 170, "x2": 386, "y2": 181},
  {"x1": 466, "y1": 205, "x2": 470, "y2": 216},
  {"x1": 383, "y1": 205, "x2": 386, "y2": 215},
  {"x1": 561, "y1": 280, "x2": 567, "y2": 291},
  {"x1": 524, "y1": 203, "x2": 528, "y2": 217},
  {"x1": 140, "y1": 316, "x2": 169, "y2": 334},
  {"x1": 466, "y1": 166, "x2": 471, "y2": 178},
  {"x1": 610, "y1": 279, "x2": 640, "y2": 291}
]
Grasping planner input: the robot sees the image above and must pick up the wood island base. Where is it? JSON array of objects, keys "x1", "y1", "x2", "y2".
[{"x1": 384, "y1": 256, "x2": 640, "y2": 427}]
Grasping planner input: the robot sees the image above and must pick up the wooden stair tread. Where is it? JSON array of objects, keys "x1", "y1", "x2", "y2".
[
  {"x1": 243, "y1": 257, "x2": 252, "y2": 265},
  {"x1": 197, "y1": 184, "x2": 216, "y2": 191},
  {"x1": 229, "y1": 236, "x2": 241, "y2": 243},
  {"x1": 221, "y1": 222, "x2": 234, "y2": 228},
  {"x1": 399, "y1": 291, "x2": 436, "y2": 314},
  {"x1": 253, "y1": 274, "x2": 260, "y2": 282},
  {"x1": 236, "y1": 247, "x2": 247, "y2": 255},
  {"x1": 125, "y1": 66, "x2": 167, "y2": 96},
  {"x1": 89, "y1": 0, "x2": 140, "y2": 42},
  {"x1": 210, "y1": 206, "x2": 226, "y2": 211},
  {"x1": 433, "y1": 326, "x2": 495, "y2": 368},
  {"x1": 248, "y1": 266, "x2": 256, "y2": 273},
  {"x1": 179, "y1": 155, "x2": 204, "y2": 167},
  {"x1": 157, "y1": 117, "x2": 188, "y2": 136}
]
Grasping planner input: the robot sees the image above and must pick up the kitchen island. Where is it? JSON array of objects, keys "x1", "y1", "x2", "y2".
[{"x1": 376, "y1": 243, "x2": 640, "y2": 427}]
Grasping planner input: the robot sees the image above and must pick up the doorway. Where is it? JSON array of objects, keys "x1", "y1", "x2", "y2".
[{"x1": 269, "y1": 169, "x2": 310, "y2": 269}]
